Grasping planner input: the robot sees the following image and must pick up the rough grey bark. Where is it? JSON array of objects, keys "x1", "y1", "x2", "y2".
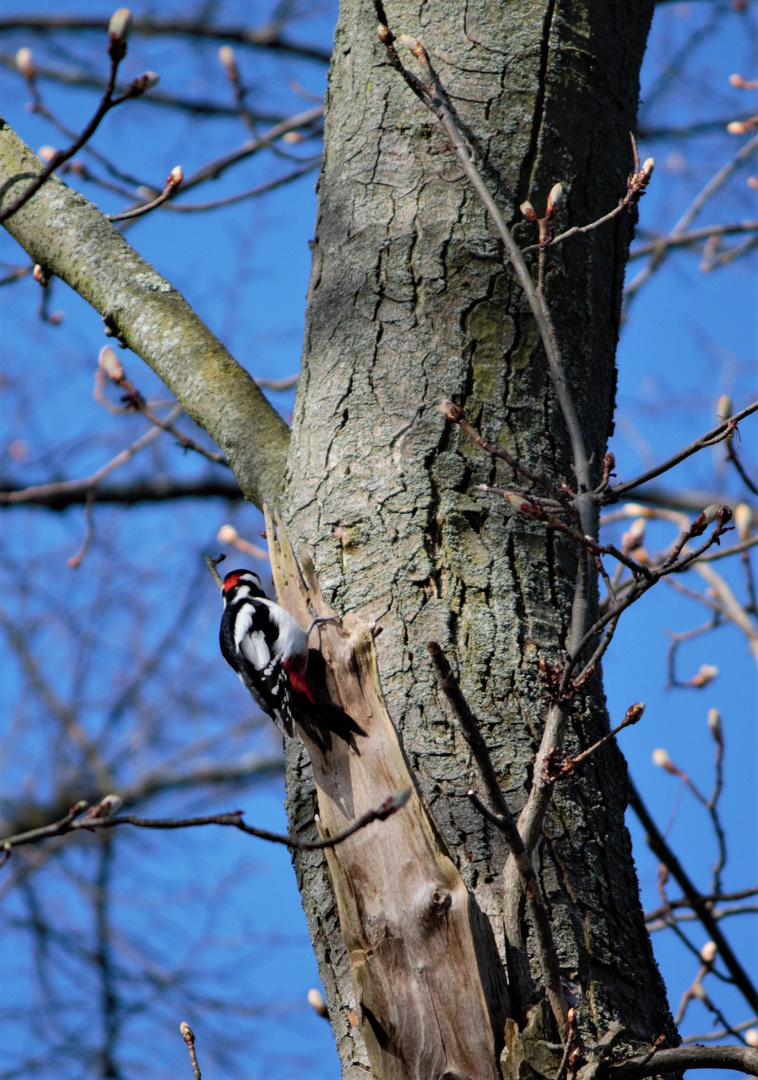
[{"x1": 284, "y1": 1, "x2": 675, "y2": 1076}]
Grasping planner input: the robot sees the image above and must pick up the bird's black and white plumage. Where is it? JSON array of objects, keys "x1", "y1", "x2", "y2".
[
  {"x1": 219, "y1": 569, "x2": 309, "y2": 736},
  {"x1": 218, "y1": 568, "x2": 366, "y2": 750}
]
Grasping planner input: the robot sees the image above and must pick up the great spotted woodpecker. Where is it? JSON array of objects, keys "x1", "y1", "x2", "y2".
[{"x1": 219, "y1": 568, "x2": 365, "y2": 749}]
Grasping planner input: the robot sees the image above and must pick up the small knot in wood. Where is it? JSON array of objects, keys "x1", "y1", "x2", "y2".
[{"x1": 428, "y1": 887, "x2": 452, "y2": 920}]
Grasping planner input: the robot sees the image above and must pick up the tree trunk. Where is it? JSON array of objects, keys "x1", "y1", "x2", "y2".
[{"x1": 283, "y1": 0, "x2": 675, "y2": 1076}]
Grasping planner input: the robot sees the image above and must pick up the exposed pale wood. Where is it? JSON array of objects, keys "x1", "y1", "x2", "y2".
[{"x1": 265, "y1": 507, "x2": 508, "y2": 1080}]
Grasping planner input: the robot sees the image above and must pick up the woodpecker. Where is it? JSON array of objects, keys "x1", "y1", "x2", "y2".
[{"x1": 218, "y1": 568, "x2": 365, "y2": 749}]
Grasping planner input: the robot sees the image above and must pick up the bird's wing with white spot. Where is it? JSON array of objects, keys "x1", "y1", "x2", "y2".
[{"x1": 233, "y1": 605, "x2": 272, "y2": 670}]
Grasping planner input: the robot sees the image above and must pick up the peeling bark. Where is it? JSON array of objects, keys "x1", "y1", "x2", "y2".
[{"x1": 268, "y1": 509, "x2": 507, "y2": 1079}]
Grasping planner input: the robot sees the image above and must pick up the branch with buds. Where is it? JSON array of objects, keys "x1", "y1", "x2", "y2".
[
  {"x1": 1, "y1": 10, "x2": 160, "y2": 224},
  {"x1": 0, "y1": 789, "x2": 412, "y2": 862},
  {"x1": 105, "y1": 165, "x2": 183, "y2": 221}
]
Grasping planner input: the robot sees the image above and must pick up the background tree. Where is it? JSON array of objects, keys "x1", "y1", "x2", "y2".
[{"x1": 0, "y1": 2, "x2": 756, "y2": 1079}]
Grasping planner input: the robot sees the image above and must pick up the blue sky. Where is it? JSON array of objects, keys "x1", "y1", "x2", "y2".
[{"x1": 0, "y1": 2, "x2": 756, "y2": 1077}]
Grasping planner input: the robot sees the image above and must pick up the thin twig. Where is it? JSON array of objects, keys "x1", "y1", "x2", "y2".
[
  {"x1": 164, "y1": 160, "x2": 320, "y2": 212},
  {"x1": 556, "y1": 703, "x2": 645, "y2": 777},
  {"x1": 0, "y1": 54, "x2": 159, "y2": 223},
  {"x1": 624, "y1": 131, "x2": 758, "y2": 300},
  {"x1": 0, "y1": 789, "x2": 411, "y2": 858},
  {"x1": 610, "y1": 400, "x2": 758, "y2": 499},
  {"x1": 179, "y1": 105, "x2": 323, "y2": 192},
  {"x1": 181, "y1": 1024, "x2": 202, "y2": 1080},
  {"x1": 645, "y1": 885, "x2": 758, "y2": 923},
  {"x1": 628, "y1": 219, "x2": 758, "y2": 260},
  {"x1": 0, "y1": 404, "x2": 183, "y2": 505},
  {"x1": 105, "y1": 170, "x2": 181, "y2": 221},
  {"x1": 628, "y1": 780, "x2": 758, "y2": 1016}
]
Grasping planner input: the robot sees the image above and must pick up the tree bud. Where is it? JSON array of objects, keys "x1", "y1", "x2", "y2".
[
  {"x1": 89, "y1": 794, "x2": 122, "y2": 818},
  {"x1": 546, "y1": 183, "x2": 563, "y2": 216},
  {"x1": 108, "y1": 8, "x2": 133, "y2": 62},
  {"x1": 520, "y1": 200, "x2": 538, "y2": 222},
  {"x1": 98, "y1": 345, "x2": 124, "y2": 382},
  {"x1": 622, "y1": 518, "x2": 646, "y2": 551},
  {"x1": 700, "y1": 940, "x2": 717, "y2": 964},
  {"x1": 16, "y1": 47, "x2": 34, "y2": 79},
  {"x1": 167, "y1": 165, "x2": 183, "y2": 187},
  {"x1": 217, "y1": 525, "x2": 239, "y2": 544},
  {"x1": 652, "y1": 748, "x2": 677, "y2": 774},
  {"x1": 641, "y1": 158, "x2": 655, "y2": 181},
  {"x1": 126, "y1": 71, "x2": 160, "y2": 98},
  {"x1": 218, "y1": 45, "x2": 238, "y2": 80},
  {"x1": 716, "y1": 394, "x2": 733, "y2": 420},
  {"x1": 691, "y1": 664, "x2": 718, "y2": 688},
  {"x1": 503, "y1": 492, "x2": 543, "y2": 518},
  {"x1": 307, "y1": 988, "x2": 329, "y2": 1017},
  {"x1": 734, "y1": 502, "x2": 752, "y2": 539},
  {"x1": 624, "y1": 702, "x2": 645, "y2": 725},
  {"x1": 745, "y1": 1029, "x2": 758, "y2": 1048},
  {"x1": 37, "y1": 145, "x2": 57, "y2": 163},
  {"x1": 442, "y1": 400, "x2": 463, "y2": 422},
  {"x1": 707, "y1": 708, "x2": 722, "y2": 744},
  {"x1": 180, "y1": 1021, "x2": 195, "y2": 1044}
]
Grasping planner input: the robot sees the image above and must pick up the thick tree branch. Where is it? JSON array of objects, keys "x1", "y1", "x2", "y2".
[
  {"x1": 0, "y1": 476, "x2": 243, "y2": 508},
  {"x1": 611, "y1": 1043, "x2": 758, "y2": 1078},
  {"x1": 0, "y1": 115, "x2": 289, "y2": 509}
]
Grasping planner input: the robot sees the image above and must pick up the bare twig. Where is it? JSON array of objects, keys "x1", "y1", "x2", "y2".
[
  {"x1": 180, "y1": 1023, "x2": 202, "y2": 1080},
  {"x1": 164, "y1": 160, "x2": 320, "y2": 213},
  {"x1": 628, "y1": 219, "x2": 758, "y2": 260},
  {"x1": 0, "y1": 789, "x2": 411, "y2": 858},
  {"x1": 67, "y1": 490, "x2": 96, "y2": 568},
  {"x1": 628, "y1": 780, "x2": 758, "y2": 1016},
  {"x1": 0, "y1": 404, "x2": 183, "y2": 505},
  {"x1": 645, "y1": 886, "x2": 758, "y2": 923},
  {"x1": 105, "y1": 166, "x2": 182, "y2": 221},
  {"x1": 555, "y1": 703, "x2": 645, "y2": 777},
  {"x1": 624, "y1": 131, "x2": 758, "y2": 300},
  {"x1": 681, "y1": 1016, "x2": 758, "y2": 1044},
  {"x1": 610, "y1": 400, "x2": 758, "y2": 499},
  {"x1": 443, "y1": 402, "x2": 569, "y2": 503},
  {"x1": 0, "y1": 476, "x2": 242, "y2": 509},
  {"x1": 0, "y1": 49, "x2": 161, "y2": 223},
  {"x1": 179, "y1": 106, "x2": 323, "y2": 192}
]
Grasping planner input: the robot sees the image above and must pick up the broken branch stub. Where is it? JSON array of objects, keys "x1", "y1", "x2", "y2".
[{"x1": 264, "y1": 507, "x2": 508, "y2": 1080}]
